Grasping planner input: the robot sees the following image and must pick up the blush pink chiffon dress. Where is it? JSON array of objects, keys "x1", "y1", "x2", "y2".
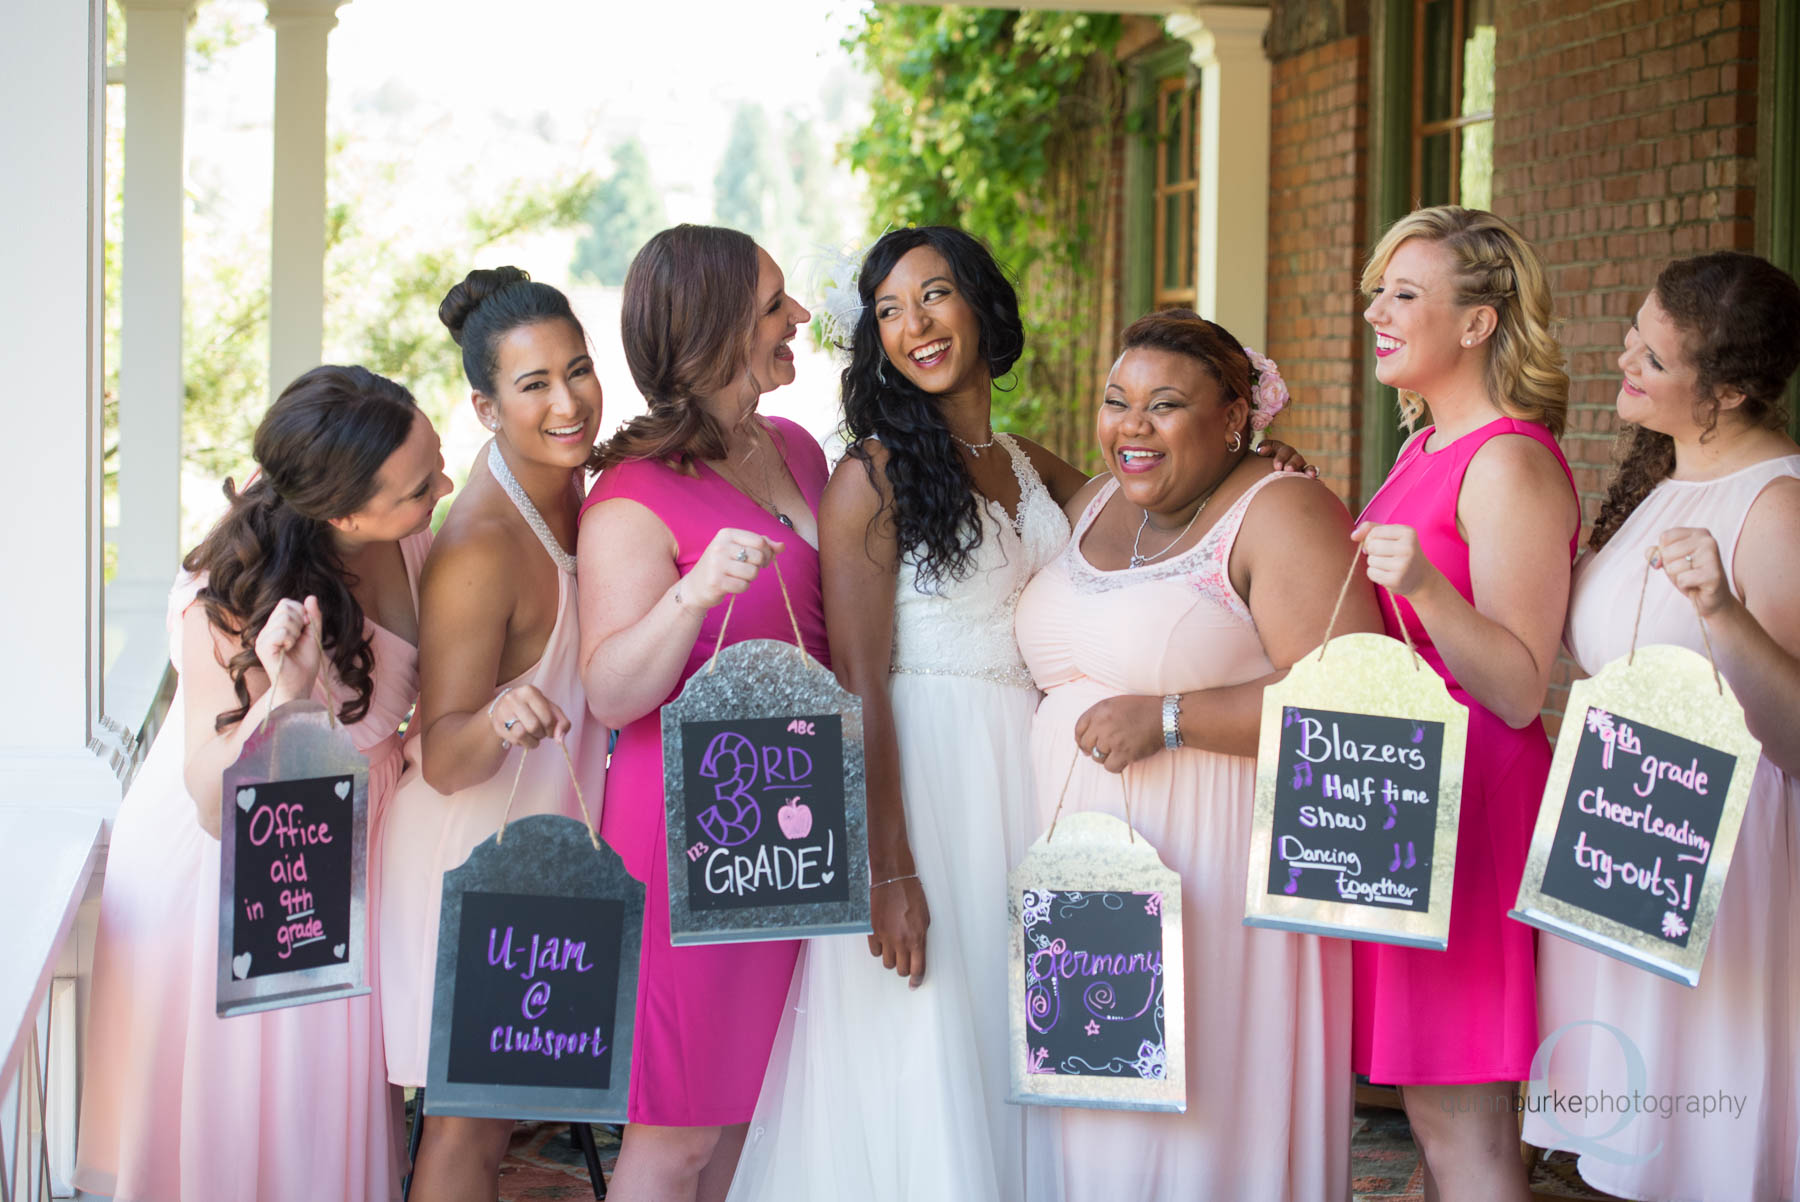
[
  {"x1": 580, "y1": 415, "x2": 827, "y2": 1126},
  {"x1": 75, "y1": 529, "x2": 429, "y2": 1202},
  {"x1": 1352, "y1": 417, "x2": 1576, "y2": 1085},
  {"x1": 1523, "y1": 454, "x2": 1800, "y2": 1201},
  {"x1": 1014, "y1": 471, "x2": 1353, "y2": 1202}
]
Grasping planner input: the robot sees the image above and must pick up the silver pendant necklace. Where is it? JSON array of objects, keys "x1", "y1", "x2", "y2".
[
  {"x1": 713, "y1": 425, "x2": 796, "y2": 529},
  {"x1": 1128, "y1": 477, "x2": 1226, "y2": 569},
  {"x1": 487, "y1": 442, "x2": 577, "y2": 575}
]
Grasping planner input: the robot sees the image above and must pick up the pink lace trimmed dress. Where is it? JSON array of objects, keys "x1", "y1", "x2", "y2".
[
  {"x1": 1352, "y1": 417, "x2": 1577, "y2": 1085},
  {"x1": 580, "y1": 415, "x2": 828, "y2": 1127},
  {"x1": 1014, "y1": 471, "x2": 1353, "y2": 1202},
  {"x1": 1522, "y1": 455, "x2": 1800, "y2": 1202},
  {"x1": 75, "y1": 529, "x2": 429, "y2": 1202},
  {"x1": 380, "y1": 463, "x2": 601, "y2": 1089}
]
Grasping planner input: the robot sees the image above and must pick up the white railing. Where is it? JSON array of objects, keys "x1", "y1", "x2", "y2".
[{"x1": 0, "y1": 813, "x2": 102, "y2": 1201}]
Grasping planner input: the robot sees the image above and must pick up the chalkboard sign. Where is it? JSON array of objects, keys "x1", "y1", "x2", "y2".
[
  {"x1": 218, "y1": 699, "x2": 368, "y2": 1016},
  {"x1": 1009, "y1": 812, "x2": 1185, "y2": 1113},
  {"x1": 1244, "y1": 632, "x2": 1468, "y2": 949},
  {"x1": 661, "y1": 639, "x2": 869, "y2": 945},
  {"x1": 1511, "y1": 645, "x2": 1761, "y2": 986},
  {"x1": 425, "y1": 813, "x2": 645, "y2": 1123}
]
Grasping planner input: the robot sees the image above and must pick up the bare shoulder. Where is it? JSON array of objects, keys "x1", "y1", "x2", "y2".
[
  {"x1": 823, "y1": 441, "x2": 891, "y2": 519},
  {"x1": 1742, "y1": 472, "x2": 1800, "y2": 535},
  {"x1": 1239, "y1": 469, "x2": 1353, "y2": 544},
  {"x1": 421, "y1": 505, "x2": 519, "y2": 602},
  {"x1": 1465, "y1": 430, "x2": 1571, "y2": 489}
]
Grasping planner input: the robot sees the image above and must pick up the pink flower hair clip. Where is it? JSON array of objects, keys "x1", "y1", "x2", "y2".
[{"x1": 1244, "y1": 346, "x2": 1289, "y2": 430}]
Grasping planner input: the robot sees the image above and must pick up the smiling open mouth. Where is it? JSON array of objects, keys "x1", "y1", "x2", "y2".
[{"x1": 910, "y1": 339, "x2": 950, "y2": 367}]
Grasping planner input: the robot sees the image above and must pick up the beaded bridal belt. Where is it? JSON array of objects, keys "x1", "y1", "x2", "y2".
[{"x1": 889, "y1": 662, "x2": 1036, "y2": 690}]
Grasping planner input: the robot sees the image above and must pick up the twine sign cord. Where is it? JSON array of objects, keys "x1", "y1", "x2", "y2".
[
  {"x1": 258, "y1": 616, "x2": 335, "y2": 734},
  {"x1": 495, "y1": 737, "x2": 603, "y2": 850},
  {"x1": 1316, "y1": 546, "x2": 1421, "y2": 670},
  {"x1": 1043, "y1": 749, "x2": 1136, "y2": 845},
  {"x1": 703, "y1": 552, "x2": 810, "y2": 675},
  {"x1": 1637, "y1": 546, "x2": 1724, "y2": 695}
]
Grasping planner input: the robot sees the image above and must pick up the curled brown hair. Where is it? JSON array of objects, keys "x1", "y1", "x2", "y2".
[
  {"x1": 183, "y1": 366, "x2": 419, "y2": 730},
  {"x1": 1362, "y1": 206, "x2": 1568, "y2": 436},
  {"x1": 1589, "y1": 252, "x2": 1800, "y2": 550},
  {"x1": 592, "y1": 225, "x2": 759, "y2": 469},
  {"x1": 1118, "y1": 308, "x2": 1254, "y2": 437}
]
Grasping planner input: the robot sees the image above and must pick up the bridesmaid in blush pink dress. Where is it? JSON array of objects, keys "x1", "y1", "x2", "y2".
[
  {"x1": 1015, "y1": 310, "x2": 1378, "y2": 1201},
  {"x1": 1523, "y1": 253, "x2": 1800, "y2": 1201},
  {"x1": 76, "y1": 366, "x2": 451, "y2": 1202},
  {"x1": 579, "y1": 225, "x2": 821, "y2": 1202},
  {"x1": 377, "y1": 267, "x2": 603, "y2": 1202},
  {"x1": 1352, "y1": 207, "x2": 1578, "y2": 1199}
]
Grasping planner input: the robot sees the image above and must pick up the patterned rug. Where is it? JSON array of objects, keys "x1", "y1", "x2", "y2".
[{"x1": 474, "y1": 1107, "x2": 1625, "y2": 1201}]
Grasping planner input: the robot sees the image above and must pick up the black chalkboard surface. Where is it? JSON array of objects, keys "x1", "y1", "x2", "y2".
[
  {"x1": 1535, "y1": 708, "x2": 1733, "y2": 947},
  {"x1": 217, "y1": 700, "x2": 370, "y2": 1017},
  {"x1": 1263, "y1": 705, "x2": 1444, "y2": 914},
  {"x1": 229, "y1": 773, "x2": 355, "y2": 979},
  {"x1": 1022, "y1": 889, "x2": 1169, "y2": 1082},
  {"x1": 675, "y1": 714, "x2": 850, "y2": 914},
  {"x1": 1512, "y1": 645, "x2": 1762, "y2": 987},
  {"x1": 425, "y1": 813, "x2": 644, "y2": 1123},
  {"x1": 661, "y1": 640, "x2": 870, "y2": 945},
  {"x1": 445, "y1": 890, "x2": 624, "y2": 1091}
]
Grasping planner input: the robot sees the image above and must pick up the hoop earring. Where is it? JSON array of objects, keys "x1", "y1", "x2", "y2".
[{"x1": 1228, "y1": 431, "x2": 1243, "y2": 453}]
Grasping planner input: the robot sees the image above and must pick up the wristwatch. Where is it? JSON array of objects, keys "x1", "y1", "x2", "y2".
[{"x1": 1162, "y1": 694, "x2": 1184, "y2": 750}]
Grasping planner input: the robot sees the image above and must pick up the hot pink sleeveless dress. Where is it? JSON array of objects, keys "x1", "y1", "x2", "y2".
[
  {"x1": 580, "y1": 415, "x2": 828, "y2": 1126},
  {"x1": 1352, "y1": 417, "x2": 1576, "y2": 1084},
  {"x1": 76, "y1": 530, "x2": 429, "y2": 1202}
]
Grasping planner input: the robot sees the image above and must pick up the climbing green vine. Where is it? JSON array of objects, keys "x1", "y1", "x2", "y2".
[{"x1": 844, "y1": 6, "x2": 1124, "y2": 441}]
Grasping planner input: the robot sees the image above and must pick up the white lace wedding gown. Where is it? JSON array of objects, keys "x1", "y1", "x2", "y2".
[{"x1": 727, "y1": 434, "x2": 1069, "y2": 1202}]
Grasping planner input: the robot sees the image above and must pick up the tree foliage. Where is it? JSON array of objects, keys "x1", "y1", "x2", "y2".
[
  {"x1": 571, "y1": 137, "x2": 667, "y2": 286},
  {"x1": 843, "y1": 6, "x2": 1123, "y2": 438}
]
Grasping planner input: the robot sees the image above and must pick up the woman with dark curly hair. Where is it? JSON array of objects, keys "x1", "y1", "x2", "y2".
[
  {"x1": 76, "y1": 365, "x2": 452, "y2": 1202},
  {"x1": 1524, "y1": 252, "x2": 1800, "y2": 1201},
  {"x1": 725, "y1": 226, "x2": 1087, "y2": 1202}
]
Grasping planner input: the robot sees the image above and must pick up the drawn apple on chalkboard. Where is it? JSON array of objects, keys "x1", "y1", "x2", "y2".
[{"x1": 777, "y1": 797, "x2": 813, "y2": 839}]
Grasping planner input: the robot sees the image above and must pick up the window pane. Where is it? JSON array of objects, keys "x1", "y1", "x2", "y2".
[
  {"x1": 1181, "y1": 192, "x2": 1196, "y2": 290},
  {"x1": 1163, "y1": 192, "x2": 1182, "y2": 288},
  {"x1": 1462, "y1": 0, "x2": 1496, "y2": 115},
  {"x1": 1460, "y1": 119, "x2": 1493, "y2": 209},
  {"x1": 1419, "y1": 131, "x2": 1453, "y2": 208},
  {"x1": 1421, "y1": 0, "x2": 1455, "y2": 124},
  {"x1": 1180, "y1": 92, "x2": 1197, "y2": 183}
]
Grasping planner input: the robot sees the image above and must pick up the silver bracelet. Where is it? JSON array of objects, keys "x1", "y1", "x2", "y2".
[
  {"x1": 872, "y1": 872, "x2": 918, "y2": 890},
  {"x1": 487, "y1": 686, "x2": 515, "y2": 718},
  {"x1": 1162, "y1": 693, "x2": 1184, "y2": 750}
]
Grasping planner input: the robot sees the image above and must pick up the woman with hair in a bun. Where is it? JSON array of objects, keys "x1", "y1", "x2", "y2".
[
  {"x1": 1353, "y1": 206, "x2": 1578, "y2": 1198},
  {"x1": 1011, "y1": 308, "x2": 1375, "y2": 1201},
  {"x1": 380, "y1": 267, "x2": 604, "y2": 1200},
  {"x1": 76, "y1": 365, "x2": 452, "y2": 1202},
  {"x1": 577, "y1": 224, "x2": 818, "y2": 1201},
  {"x1": 1523, "y1": 252, "x2": 1800, "y2": 1201}
]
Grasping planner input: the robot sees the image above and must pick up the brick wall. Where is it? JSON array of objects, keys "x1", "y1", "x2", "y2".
[
  {"x1": 1492, "y1": 0, "x2": 1760, "y2": 720},
  {"x1": 1265, "y1": 35, "x2": 1370, "y2": 505}
]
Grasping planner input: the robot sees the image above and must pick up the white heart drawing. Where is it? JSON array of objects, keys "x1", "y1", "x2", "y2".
[
  {"x1": 334, "y1": 780, "x2": 350, "y2": 800},
  {"x1": 235, "y1": 787, "x2": 256, "y2": 812},
  {"x1": 232, "y1": 952, "x2": 252, "y2": 979},
  {"x1": 820, "y1": 870, "x2": 835, "y2": 884},
  {"x1": 333, "y1": 943, "x2": 346, "y2": 959}
]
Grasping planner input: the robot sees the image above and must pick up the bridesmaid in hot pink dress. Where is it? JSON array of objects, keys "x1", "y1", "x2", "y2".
[
  {"x1": 1353, "y1": 207, "x2": 1578, "y2": 1199},
  {"x1": 579, "y1": 225, "x2": 821, "y2": 1200},
  {"x1": 76, "y1": 366, "x2": 451, "y2": 1202},
  {"x1": 1524, "y1": 253, "x2": 1800, "y2": 1201}
]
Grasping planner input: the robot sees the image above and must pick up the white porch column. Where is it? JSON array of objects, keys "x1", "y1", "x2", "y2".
[
  {"x1": 114, "y1": 0, "x2": 195, "y2": 618},
  {"x1": 0, "y1": 0, "x2": 121, "y2": 810},
  {"x1": 1165, "y1": 5, "x2": 1272, "y2": 350},
  {"x1": 265, "y1": 0, "x2": 348, "y2": 397}
]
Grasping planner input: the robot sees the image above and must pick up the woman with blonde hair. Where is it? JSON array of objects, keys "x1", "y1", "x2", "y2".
[{"x1": 1353, "y1": 206, "x2": 1578, "y2": 1200}]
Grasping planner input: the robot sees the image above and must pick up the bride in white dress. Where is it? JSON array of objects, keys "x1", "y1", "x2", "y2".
[{"x1": 727, "y1": 228, "x2": 1087, "y2": 1202}]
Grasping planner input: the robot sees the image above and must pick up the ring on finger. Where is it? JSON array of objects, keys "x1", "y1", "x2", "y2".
[
  {"x1": 733, "y1": 547, "x2": 750, "y2": 563},
  {"x1": 1687, "y1": 553, "x2": 1695, "y2": 568},
  {"x1": 504, "y1": 718, "x2": 517, "y2": 731},
  {"x1": 1090, "y1": 745, "x2": 1105, "y2": 762}
]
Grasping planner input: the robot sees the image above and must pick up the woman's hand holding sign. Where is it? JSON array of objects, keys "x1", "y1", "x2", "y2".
[
  {"x1": 1650, "y1": 527, "x2": 1731, "y2": 617},
  {"x1": 254, "y1": 595, "x2": 326, "y2": 708},
  {"x1": 486, "y1": 685, "x2": 570, "y2": 750},
  {"x1": 677, "y1": 528, "x2": 784, "y2": 612}
]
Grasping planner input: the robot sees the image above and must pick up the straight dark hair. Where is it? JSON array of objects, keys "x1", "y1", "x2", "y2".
[
  {"x1": 184, "y1": 365, "x2": 419, "y2": 730},
  {"x1": 593, "y1": 224, "x2": 760, "y2": 469}
]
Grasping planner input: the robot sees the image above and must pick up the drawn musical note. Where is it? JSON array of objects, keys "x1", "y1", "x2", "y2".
[
  {"x1": 1284, "y1": 707, "x2": 1299, "y2": 728},
  {"x1": 1389, "y1": 843, "x2": 1403, "y2": 873},
  {"x1": 1405, "y1": 841, "x2": 1416, "y2": 869},
  {"x1": 1291, "y1": 761, "x2": 1313, "y2": 789},
  {"x1": 1284, "y1": 865, "x2": 1302, "y2": 895},
  {"x1": 1383, "y1": 798, "x2": 1398, "y2": 830},
  {"x1": 1411, "y1": 722, "x2": 1425, "y2": 744}
]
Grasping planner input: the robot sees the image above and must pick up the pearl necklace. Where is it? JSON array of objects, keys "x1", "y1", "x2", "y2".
[
  {"x1": 953, "y1": 428, "x2": 998, "y2": 453},
  {"x1": 487, "y1": 442, "x2": 577, "y2": 575}
]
